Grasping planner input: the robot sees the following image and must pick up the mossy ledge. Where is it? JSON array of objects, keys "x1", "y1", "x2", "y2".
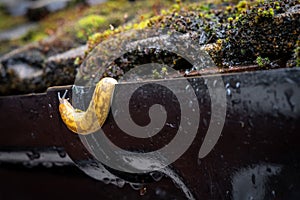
[
  {"x1": 0, "y1": 0, "x2": 299, "y2": 95},
  {"x1": 85, "y1": 0, "x2": 299, "y2": 70}
]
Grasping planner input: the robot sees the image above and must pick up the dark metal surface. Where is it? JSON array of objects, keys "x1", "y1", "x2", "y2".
[{"x1": 0, "y1": 67, "x2": 300, "y2": 199}]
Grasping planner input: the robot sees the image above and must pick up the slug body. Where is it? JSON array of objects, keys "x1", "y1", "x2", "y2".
[{"x1": 58, "y1": 77, "x2": 118, "y2": 135}]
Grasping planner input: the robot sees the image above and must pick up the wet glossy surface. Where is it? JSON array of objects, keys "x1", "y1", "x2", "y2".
[{"x1": 0, "y1": 68, "x2": 299, "y2": 199}]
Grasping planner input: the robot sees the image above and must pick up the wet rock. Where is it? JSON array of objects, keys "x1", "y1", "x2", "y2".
[
  {"x1": 146, "y1": 0, "x2": 299, "y2": 68},
  {"x1": 26, "y1": 0, "x2": 72, "y2": 21},
  {"x1": 0, "y1": 44, "x2": 46, "y2": 95},
  {"x1": 0, "y1": 23, "x2": 38, "y2": 42},
  {"x1": 1, "y1": 0, "x2": 72, "y2": 18},
  {"x1": 43, "y1": 45, "x2": 87, "y2": 87},
  {"x1": 0, "y1": 0, "x2": 32, "y2": 16},
  {"x1": 0, "y1": 46, "x2": 45, "y2": 68},
  {"x1": 6, "y1": 63, "x2": 42, "y2": 80},
  {"x1": 1, "y1": 0, "x2": 299, "y2": 95},
  {"x1": 38, "y1": 35, "x2": 80, "y2": 57},
  {"x1": 219, "y1": 0, "x2": 300, "y2": 67},
  {"x1": 0, "y1": 41, "x2": 84, "y2": 95}
]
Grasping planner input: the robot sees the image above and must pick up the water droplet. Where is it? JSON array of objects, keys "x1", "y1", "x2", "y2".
[
  {"x1": 54, "y1": 162, "x2": 65, "y2": 167},
  {"x1": 89, "y1": 161, "x2": 99, "y2": 168},
  {"x1": 166, "y1": 123, "x2": 175, "y2": 128},
  {"x1": 225, "y1": 83, "x2": 230, "y2": 88},
  {"x1": 213, "y1": 80, "x2": 218, "y2": 87},
  {"x1": 240, "y1": 121, "x2": 245, "y2": 128},
  {"x1": 48, "y1": 104, "x2": 52, "y2": 108},
  {"x1": 42, "y1": 162, "x2": 53, "y2": 168},
  {"x1": 188, "y1": 100, "x2": 193, "y2": 108},
  {"x1": 116, "y1": 178, "x2": 125, "y2": 188},
  {"x1": 57, "y1": 149, "x2": 66, "y2": 158},
  {"x1": 150, "y1": 171, "x2": 163, "y2": 182},
  {"x1": 226, "y1": 88, "x2": 231, "y2": 97},
  {"x1": 23, "y1": 161, "x2": 34, "y2": 168},
  {"x1": 272, "y1": 190, "x2": 276, "y2": 197},
  {"x1": 102, "y1": 178, "x2": 111, "y2": 184},
  {"x1": 26, "y1": 151, "x2": 40, "y2": 160},
  {"x1": 236, "y1": 82, "x2": 241, "y2": 88},
  {"x1": 129, "y1": 183, "x2": 143, "y2": 190},
  {"x1": 185, "y1": 69, "x2": 190, "y2": 75}
]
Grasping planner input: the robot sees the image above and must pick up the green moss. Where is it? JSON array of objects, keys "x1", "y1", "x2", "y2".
[
  {"x1": 257, "y1": 7, "x2": 274, "y2": 18},
  {"x1": 152, "y1": 66, "x2": 169, "y2": 79},
  {"x1": 172, "y1": 0, "x2": 182, "y2": 12},
  {"x1": 74, "y1": 57, "x2": 81, "y2": 66},
  {"x1": 86, "y1": 14, "x2": 163, "y2": 52},
  {"x1": 75, "y1": 14, "x2": 107, "y2": 41},
  {"x1": 256, "y1": 56, "x2": 270, "y2": 67},
  {"x1": 3, "y1": 0, "x2": 299, "y2": 70},
  {"x1": 152, "y1": 69, "x2": 161, "y2": 79},
  {"x1": 236, "y1": 0, "x2": 249, "y2": 13},
  {"x1": 21, "y1": 28, "x2": 48, "y2": 42},
  {"x1": 227, "y1": 17, "x2": 234, "y2": 22}
]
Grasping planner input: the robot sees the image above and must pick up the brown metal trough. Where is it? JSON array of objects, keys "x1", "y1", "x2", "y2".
[{"x1": 0, "y1": 67, "x2": 299, "y2": 199}]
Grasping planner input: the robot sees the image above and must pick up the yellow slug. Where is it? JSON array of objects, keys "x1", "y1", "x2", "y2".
[{"x1": 58, "y1": 77, "x2": 118, "y2": 135}]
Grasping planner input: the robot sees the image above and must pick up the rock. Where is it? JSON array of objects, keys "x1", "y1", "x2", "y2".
[
  {"x1": 1, "y1": 0, "x2": 299, "y2": 95},
  {"x1": 43, "y1": 45, "x2": 87, "y2": 87},
  {"x1": 0, "y1": 45, "x2": 45, "y2": 68},
  {"x1": 0, "y1": 0, "x2": 32, "y2": 16},
  {"x1": 219, "y1": 1, "x2": 300, "y2": 67},
  {"x1": 145, "y1": 0, "x2": 299, "y2": 68},
  {"x1": 85, "y1": 0, "x2": 107, "y2": 6},
  {"x1": 26, "y1": 0, "x2": 72, "y2": 21},
  {"x1": 1, "y1": 0, "x2": 75, "y2": 19},
  {"x1": 0, "y1": 44, "x2": 46, "y2": 95},
  {"x1": 0, "y1": 42, "x2": 86, "y2": 95},
  {"x1": 0, "y1": 23, "x2": 38, "y2": 42}
]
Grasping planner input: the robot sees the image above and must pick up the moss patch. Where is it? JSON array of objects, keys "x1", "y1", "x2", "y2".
[{"x1": 75, "y1": 14, "x2": 107, "y2": 41}]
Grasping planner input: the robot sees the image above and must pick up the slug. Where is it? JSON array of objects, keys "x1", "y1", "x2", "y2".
[{"x1": 58, "y1": 77, "x2": 118, "y2": 135}]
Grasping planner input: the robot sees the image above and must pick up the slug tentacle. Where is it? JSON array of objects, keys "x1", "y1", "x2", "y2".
[
  {"x1": 58, "y1": 90, "x2": 69, "y2": 104},
  {"x1": 58, "y1": 77, "x2": 118, "y2": 135}
]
